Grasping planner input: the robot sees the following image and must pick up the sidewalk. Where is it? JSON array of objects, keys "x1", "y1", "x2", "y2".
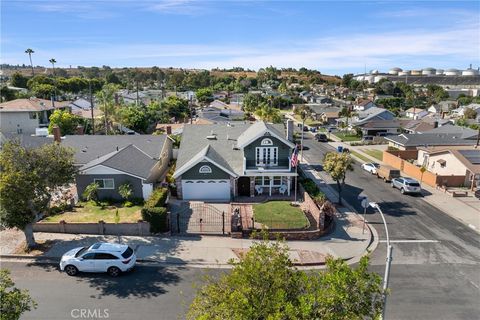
[
  {"x1": 1, "y1": 212, "x2": 372, "y2": 269},
  {"x1": 335, "y1": 142, "x2": 480, "y2": 233}
]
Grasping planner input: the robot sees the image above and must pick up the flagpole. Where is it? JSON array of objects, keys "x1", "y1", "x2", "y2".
[{"x1": 294, "y1": 162, "x2": 298, "y2": 203}]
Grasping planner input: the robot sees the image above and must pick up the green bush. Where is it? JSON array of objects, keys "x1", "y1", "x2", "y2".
[
  {"x1": 144, "y1": 188, "x2": 168, "y2": 208},
  {"x1": 124, "y1": 201, "x2": 134, "y2": 207},
  {"x1": 118, "y1": 182, "x2": 133, "y2": 201},
  {"x1": 302, "y1": 178, "x2": 320, "y2": 195},
  {"x1": 82, "y1": 182, "x2": 99, "y2": 203},
  {"x1": 131, "y1": 197, "x2": 144, "y2": 206},
  {"x1": 141, "y1": 207, "x2": 168, "y2": 233}
]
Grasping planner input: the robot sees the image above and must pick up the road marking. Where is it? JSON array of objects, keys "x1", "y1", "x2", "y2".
[{"x1": 379, "y1": 239, "x2": 440, "y2": 243}]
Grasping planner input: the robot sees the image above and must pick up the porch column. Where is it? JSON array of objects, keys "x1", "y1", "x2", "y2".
[
  {"x1": 287, "y1": 177, "x2": 291, "y2": 196},
  {"x1": 250, "y1": 177, "x2": 255, "y2": 197},
  {"x1": 269, "y1": 177, "x2": 272, "y2": 196}
]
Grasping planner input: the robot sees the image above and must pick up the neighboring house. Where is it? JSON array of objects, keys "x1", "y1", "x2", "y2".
[
  {"x1": 452, "y1": 103, "x2": 480, "y2": 118},
  {"x1": 173, "y1": 121, "x2": 296, "y2": 201},
  {"x1": 385, "y1": 126, "x2": 478, "y2": 150},
  {"x1": 310, "y1": 95, "x2": 332, "y2": 104},
  {"x1": 428, "y1": 101, "x2": 456, "y2": 116},
  {"x1": 354, "y1": 120, "x2": 401, "y2": 136},
  {"x1": 69, "y1": 98, "x2": 103, "y2": 120},
  {"x1": 353, "y1": 100, "x2": 376, "y2": 111},
  {"x1": 299, "y1": 91, "x2": 313, "y2": 102},
  {"x1": 405, "y1": 107, "x2": 428, "y2": 119},
  {"x1": 61, "y1": 134, "x2": 173, "y2": 201},
  {"x1": 0, "y1": 98, "x2": 70, "y2": 135},
  {"x1": 304, "y1": 104, "x2": 341, "y2": 124},
  {"x1": 209, "y1": 99, "x2": 242, "y2": 111},
  {"x1": 197, "y1": 106, "x2": 245, "y2": 123},
  {"x1": 417, "y1": 147, "x2": 480, "y2": 188}
]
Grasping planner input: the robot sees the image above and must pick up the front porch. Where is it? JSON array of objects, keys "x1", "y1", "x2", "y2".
[{"x1": 235, "y1": 174, "x2": 297, "y2": 199}]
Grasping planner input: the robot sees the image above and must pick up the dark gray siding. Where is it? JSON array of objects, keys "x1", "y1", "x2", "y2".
[
  {"x1": 76, "y1": 174, "x2": 143, "y2": 201},
  {"x1": 181, "y1": 161, "x2": 231, "y2": 180},
  {"x1": 243, "y1": 135, "x2": 291, "y2": 168}
]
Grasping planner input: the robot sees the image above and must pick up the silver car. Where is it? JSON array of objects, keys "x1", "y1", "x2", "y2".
[{"x1": 391, "y1": 177, "x2": 422, "y2": 195}]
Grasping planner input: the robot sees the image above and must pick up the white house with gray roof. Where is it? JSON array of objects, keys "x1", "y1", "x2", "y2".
[{"x1": 173, "y1": 121, "x2": 297, "y2": 201}]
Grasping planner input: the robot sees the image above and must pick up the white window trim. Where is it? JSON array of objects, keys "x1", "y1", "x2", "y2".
[
  {"x1": 261, "y1": 138, "x2": 273, "y2": 146},
  {"x1": 94, "y1": 178, "x2": 115, "y2": 190},
  {"x1": 199, "y1": 165, "x2": 212, "y2": 174},
  {"x1": 255, "y1": 147, "x2": 278, "y2": 166},
  {"x1": 255, "y1": 176, "x2": 284, "y2": 187}
]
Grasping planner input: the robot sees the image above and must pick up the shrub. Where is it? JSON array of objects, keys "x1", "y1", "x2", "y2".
[
  {"x1": 131, "y1": 197, "x2": 144, "y2": 206},
  {"x1": 118, "y1": 182, "x2": 133, "y2": 201},
  {"x1": 302, "y1": 178, "x2": 320, "y2": 195},
  {"x1": 124, "y1": 201, "x2": 134, "y2": 207},
  {"x1": 141, "y1": 207, "x2": 168, "y2": 233},
  {"x1": 144, "y1": 188, "x2": 168, "y2": 208},
  {"x1": 82, "y1": 182, "x2": 99, "y2": 203}
]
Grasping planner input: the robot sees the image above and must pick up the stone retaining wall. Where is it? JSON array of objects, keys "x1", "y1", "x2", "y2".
[{"x1": 33, "y1": 221, "x2": 151, "y2": 236}]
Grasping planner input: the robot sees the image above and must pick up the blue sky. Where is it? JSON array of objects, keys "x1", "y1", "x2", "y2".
[{"x1": 1, "y1": 0, "x2": 479, "y2": 75}]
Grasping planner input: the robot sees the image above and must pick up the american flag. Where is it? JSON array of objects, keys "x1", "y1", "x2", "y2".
[{"x1": 291, "y1": 145, "x2": 299, "y2": 167}]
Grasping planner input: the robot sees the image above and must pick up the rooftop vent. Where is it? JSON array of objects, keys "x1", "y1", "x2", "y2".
[
  {"x1": 232, "y1": 143, "x2": 239, "y2": 150},
  {"x1": 206, "y1": 135, "x2": 217, "y2": 140}
]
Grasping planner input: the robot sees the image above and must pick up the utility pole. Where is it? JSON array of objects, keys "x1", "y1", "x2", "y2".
[
  {"x1": 89, "y1": 80, "x2": 95, "y2": 135},
  {"x1": 369, "y1": 202, "x2": 393, "y2": 320},
  {"x1": 189, "y1": 95, "x2": 193, "y2": 124},
  {"x1": 136, "y1": 80, "x2": 139, "y2": 106}
]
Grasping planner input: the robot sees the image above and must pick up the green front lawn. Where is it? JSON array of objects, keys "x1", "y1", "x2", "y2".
[
  {"x1": 43, "y1": 202, "x2": 143, "y2": 223},
  {"x1": 333, "y1": 132, "x2": 361, "y2": 142},
  {"x1": 350, "y1": 151, "x2": 371, "y2": 163},
  {"x1": 362, "y1": 149, "x2": 384, "y2": 161},
  {"x1": 293, "y1": 114, "x2": 323, "y2": 127},
  {"x1": 253, "y1": 201, "x2": 309, "y2": 229}
]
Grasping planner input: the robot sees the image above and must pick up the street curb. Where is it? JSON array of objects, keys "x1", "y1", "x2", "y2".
[{"x1": 0, "y1": 254, "x2": 328, "y2": 269}]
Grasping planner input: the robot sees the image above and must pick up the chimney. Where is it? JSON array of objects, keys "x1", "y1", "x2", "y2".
[
  {"x1": 76, "y1": 125, "x2": 84, "y2": 135},
  {"x1": 286, "y1": 119, "x2": 294, "y2": 142},
  {"x1": 166, "y1": 126, "x2": 172, "y2": 134},
  {"x1": 52, "y1": 125, "x2": 61, "y2": 143}
]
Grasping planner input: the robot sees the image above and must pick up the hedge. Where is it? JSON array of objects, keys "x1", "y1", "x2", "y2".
[
  {"x1": 141, "y1": 207, "x2": 168, "y2": 233},
  {"x1": 144, "y1": 188, "x2": 168, "y2": 208}
]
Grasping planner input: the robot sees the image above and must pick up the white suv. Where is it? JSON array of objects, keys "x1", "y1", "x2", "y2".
[{"x1": 60, "y1": 243, "x2": 136, "y2": 277}]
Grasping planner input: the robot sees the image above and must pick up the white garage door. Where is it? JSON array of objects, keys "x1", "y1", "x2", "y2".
[{"x1": 182, "y1": 180, "x2": 231, "y2": 200}]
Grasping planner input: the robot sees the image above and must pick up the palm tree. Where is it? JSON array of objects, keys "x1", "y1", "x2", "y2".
[
  {"x1": 25, "y1": 48, "x2": 35, "y2": 76},
  {"x1": 49, "y1": 58, "x2": 57, "y2": 76}
]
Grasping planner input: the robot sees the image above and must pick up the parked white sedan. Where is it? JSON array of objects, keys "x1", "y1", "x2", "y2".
[
  {"x1": 60, "y1": 242, "x2": 136, "y2": 277},
  {"x1": 362, "y1": 163, "x2": 380, "y2": 174}
]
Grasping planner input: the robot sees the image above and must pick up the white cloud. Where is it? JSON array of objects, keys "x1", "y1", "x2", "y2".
[
  {"x1": 147, "y1": 0, "x2": 205, "y2": 15},
  {"x1": 3, "y1": 21, "x2": 478, "y2": 74}
]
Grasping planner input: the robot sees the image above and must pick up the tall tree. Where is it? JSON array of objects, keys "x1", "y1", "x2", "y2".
[
  {"x1": 0, "y1": 141, "x2": 76, "y2": 248},
  {"x1": 0, "y1": 269, "x2": 37, "y2": 319},
  {"x1": 48, "y1": 110, "x2": 82, "y2": 135},
  {"x1": 188, "y1": 237, "x2": 383, "y2": 320},
  {"x1": 10, "y1": 73, "x2": 29, "y2": 88},
  {"x1": 195, "y1": 88, "x2": 214, "y2": 105},
  {"x1": 48, "y1": 58, "x2": 57, "y2": 76},
  {"x1": 254, "y1": 102, "x2": 282, "y2": 123},
  {"x1": 25, "y1": 48, "x2": 35, "y2": 76},
  {"x1": 322, "y1": 152, "x2": 354, "y2": 205},
  {"x1": 96, "y1": 84, "x2": 119, "y2": 134}
]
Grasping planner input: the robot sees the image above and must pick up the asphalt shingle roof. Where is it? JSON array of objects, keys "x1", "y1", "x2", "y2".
[{"x1": 176, "y1": 122, "x2": 287, "y2": 176}]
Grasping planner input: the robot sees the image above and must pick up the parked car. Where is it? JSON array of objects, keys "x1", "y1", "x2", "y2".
[
  {"x1": 362, "y1": 162, "x2": 380, "y2": 174},
  {"x1": 376, "y1": 165, "x2": 401, "y2": 182},
  {"x1": 302, "y1": 126, "x2": 309, "y2": 132},
  {"x1": 60, "y1": 242, "x2": 136, "y2": 277},
  {"x1": 315, "y1": 133, "x2": 328, "y2": 142},
  {"x1": 391, "y1": 177, "x2": 422, "y2": 195},
  {"x1": 298, "y1": 144, "x2": 310, "y2": 151},
  {"x1": 362, "y1": 135, "x2": 374, "y2": 142}
]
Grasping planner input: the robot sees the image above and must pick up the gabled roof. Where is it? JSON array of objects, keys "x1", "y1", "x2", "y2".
[
  {"x1": 420, "y1": 147, "x2": 480, "y2": 174},
  {"x1": 173, "y1": 145, "x2": 238, "y2": 179},
  {"x1": 385, "y1": 133, "x2": 477, "y2": 147},
  {"x1": 0, "y1": 98, "x2": 70, "y2": 112},
  {"x1": 80, "y1": 144, "x2": 161, "y2": 180},
  {"x1": 354, "y1": 107, "x2": 394, "y2": 125},
  {"x1": 62, "y1": 135, "x2": 168, "y2": 165},
  {"x1": 174, "y1": 121, "x2": 290, "y2": 178},
  {"x1": 237, "y1": 121, "x2": 295, "y2": 149},
  {"x1": 422, "y1": 125, "x2": 478, "y2": 139}
]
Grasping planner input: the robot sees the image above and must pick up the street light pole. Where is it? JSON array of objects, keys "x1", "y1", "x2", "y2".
[{"x1": 370, "y1": 202, "x2": 393, "y2": 320}]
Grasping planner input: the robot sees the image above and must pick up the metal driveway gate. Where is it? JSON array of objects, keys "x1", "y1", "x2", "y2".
[{"x1": 174, "y1": 203, "x2": 226, "y2": 235}]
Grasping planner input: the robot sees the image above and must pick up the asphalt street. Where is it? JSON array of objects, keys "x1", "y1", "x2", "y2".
[
  {"x1": 3, "y1": 261, "x2": 223, "y2": 320},
  {"x1": 300, "y1": 131, "x2": 480, "y2": 319}
]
